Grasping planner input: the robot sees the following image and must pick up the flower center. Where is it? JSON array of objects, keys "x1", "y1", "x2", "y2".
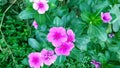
[
  {"x1": 32, "y1": 57, "x2": 39, "y2": 64},
  {"x1": 38, "y1": 2, "x2": 44, "y2": 8},
  {"x1": 61, "y1": 44, "x2": 68, "y2": 52},
  {"x1": 44, "y1": 52, "x2": 53, "y2": 60},
  {"x1": 103, "y1": 16, "x2": 109, "y2": 20},
  {"x1": 53, "y1": 32, "x2": 61, "y2": 40}
]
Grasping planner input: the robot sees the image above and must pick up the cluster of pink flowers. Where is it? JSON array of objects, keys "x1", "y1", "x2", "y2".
[
  {"x1": 30, "y1": 0, "x2": 49, "y2": 14},
  {"x1": 28, "y1": 49, "x2": 57, "y2": 68},
  {"x1": 28, "y1": 27, "x2": 75, "y2": 68},
  {"x1": 47, "y1": 27, "x2": 75, "y2": 56}
]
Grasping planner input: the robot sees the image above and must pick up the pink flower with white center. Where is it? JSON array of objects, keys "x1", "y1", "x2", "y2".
[
  {"x1": 101, "y1": 12, "x2": 112, "y2": 23},
  {"x1": 67, "y1": 29, "x2": 75, "y2": 42},
  {"x1": 28, "y1": 52, "x2": 43, "y2": 68},
  {"x1": 32, "y1": 21, "x2": 38, "y2": 29},
  {"x1": 47, "y1": 27, "x2": 68, "y2": 47},
  {"x1": 41, "y1": 49, "x2": 57, "y2": 66},
  {"x1": 55, "y1": 42, "x2": 74, "y2": 56},
  {"x1": 33, "y1": 0, "x2": 49, "y2": 14}
]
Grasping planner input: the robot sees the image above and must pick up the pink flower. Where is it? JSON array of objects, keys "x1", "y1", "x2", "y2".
[
  {"x1": 33, "y1": 0, "x2": 49, "y2": 14},
  {"x1": 47, "y1": 27, "x2": 68, "y2": 47},
  {"x1": 67, "y1": 29, "x2": 75, "y2": 42},
  {"x1": 91, "y1": 60, "x2": 101, "y2": 68},
  {"x1": 101, "y1": 12, "x2": 112, "y2": 23},
  {"x1": 108, "y1": 33, "x2": 115, "y2": 38},
  {"x1": 55, "y1": 42, "x2": 74, "y2": 56},
  {"x1": 28, "y1": 52, "x2": 43, "y2": 68},
  {"x1": 41, "y1": 49, "x2": 57, "y2": 66},
  {"x1": 32, "y1": 21, "x2": 38, "y2": 29}
]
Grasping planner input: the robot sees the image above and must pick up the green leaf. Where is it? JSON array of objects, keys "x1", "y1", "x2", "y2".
[
  {"x1": 81, "y1": 11, "x2": 91, "y2": 22},
  {"x1": 24, "y1": 0, "x2": 32, "y2": 6},
  {"x1": 49, "y1": 2, "x2": 57, "y2": 9},
  {"x1": 71, "y1": 19, "x2": 86, "y2": 37},
  {"x1": 98, "y1": 53, "x2": 107, "y2": 64},
  {"x1": 99, "y1": 41, "x2": 106, "y2": 49},
  {"x1": 19, "y1": 8, "x2": 35, "y2": 19},
  {"x1": 28, "y1": 38, "x2": 42, "y2": 50},
  {"x1": 49, "y1": 0, "x2": 57, "y2": 4},
  {"x1": 70, "y1": 48, "x2": 84, "y2": 61},
  {"x1": 67, "y1": 0, "x2": 81, "y2": 7},
  {"x1": 21, "y1": 58, "x2": 29, "y2": 65},
  {"x1": 56, "y1": 6, "x2": 68, "y2": 17},
  {"x1": 110, "y1": 4, "x2": 120, "y2": 32},
  {"x1": 93, "y1": 1, "x2": 109, "y2": 12},
  {"x1": 87, "y1": 24, "x2": 107, "y2": 41},
  {"x1": 34, "y1": 14, "x2": 47, "y2": 25},
  {"x1": 0, "y1": 0, "x2": 7, "y2": 6},
  {"x1": 54, "y1": 55, "x2": 66, "y2": 66},
  {"x1": 53, "y1": 16, "x2": 64, "y2": 26},
  {"x1": 76, "y1": 35, "x2": 90, "y2": 51},
  {"x1": 79, "y1": 2, "x2": 91, "y2": 12},
  {"x1": 35, "y1": 30, "x2": 47, "y2": 42}
]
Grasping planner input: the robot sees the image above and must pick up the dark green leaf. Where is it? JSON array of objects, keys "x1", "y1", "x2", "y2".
[
  {"x1": 28, "y1": 38, "x2": 42, "y2": 50},
  {"x1": 87, "y1": 24, "x2": 107, "y2": 41},
  {"x1": 19, "y1": 8, "x2": 35, "y2": 19},
  {"x1": 21, "y1": 58, "x2": 29, "y2": 65},
  {"x1": 54, "y1": 55, "x2": 66, "y2": 66},
  {"x1": 76, "y1": 35, "x2": 90, "y2": 51},
  {"x1": 110, "y1": 4, "x2": 120, "y2": 32},
  {"x1": 53, "y1": 16, "x2": 64, "y2": 26}
]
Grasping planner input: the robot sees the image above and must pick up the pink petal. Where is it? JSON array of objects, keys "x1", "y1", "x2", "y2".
[
  {"x1": 55, "y1": 47, "x2": 70, "y2": 56},
  {"x1": 67, "y1": 29, "x2": 75, "y2": 42},
  {"x1": 49, "y1": 27, "x2": 58, "y2": 33},
  {"x1": 101, "y1": 12, "x2": 112, "y2": 23},
  {"x1": 34, "y1": 0, "x2": 40, "y2": 3},
  {"x1": 28, "y1": 52, "x2": 43, "y2": 68},
  {"x1": 44, "y1": 55, "x2": 57, "y2": 65},
  {"x1": 32, "y1": 21, "x2": 38, "y2": 29},
  {"x1": 33, "y1": 3, "x2": 39, "y2": 10},
  {"x1": 51, "y1": 55, "x2": 57, "y2": 63},
  {"x1": 55, "y1": 42, "x2": 74, "y2": 56},
  {"x1": 44, "y1": 3, "x2": 49, "y2": 11},
  {"x1": 52, "y1": 40, "x2": 62, "y2": 47},
  {"x1": 41, "y1": 49, "x2": 48, "y2": 55},
  {"x1": 38, "y1": 8, "x2": 46, "y2": 14},
  {"x1": 40, "y1": 49, "x2": 57, "y2": 66},
  {"x1": 47, "y1": 33, "x2": 54, "y2": 42}
]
